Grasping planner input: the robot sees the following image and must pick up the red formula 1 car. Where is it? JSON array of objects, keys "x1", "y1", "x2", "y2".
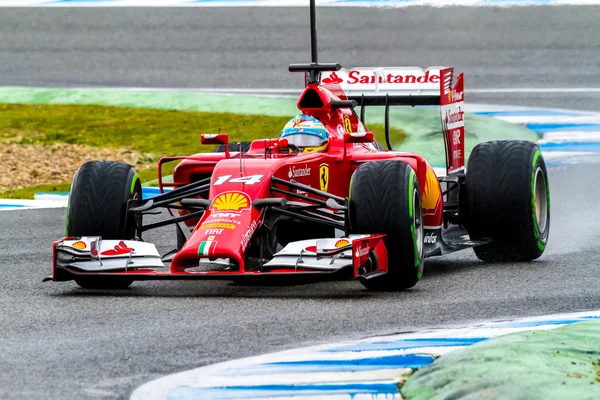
[{"x1": 46, "y1": 2, "x2": 550, "y2": 291}]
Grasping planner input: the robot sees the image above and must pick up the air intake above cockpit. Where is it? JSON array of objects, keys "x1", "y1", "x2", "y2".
[{"x1": 298, "y1": 88, "x2": 324, "y2": 109}]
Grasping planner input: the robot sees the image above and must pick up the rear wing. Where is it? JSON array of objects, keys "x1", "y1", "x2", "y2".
[{"x1": 321, "y1": 66, "x2": 465, "y2": 175}]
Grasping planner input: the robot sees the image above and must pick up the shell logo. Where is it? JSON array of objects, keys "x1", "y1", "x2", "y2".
[
  {"x1": 72, "y1": 241, "x2": 87, "y2": 250},
  {"x1": 335, "y1": 239, "x2": 350, "y2": 248},
  {"x1": 211, "y1": 192, "x2": 250, "y2": 212},
  {"x1": 422, "y1": 169, "x2": 441, "y2": 211}
]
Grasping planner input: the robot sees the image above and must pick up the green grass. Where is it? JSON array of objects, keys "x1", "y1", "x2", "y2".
[
  {"x1": 0, "y1": 183, "x2": 72, "y2": 199},
  {"x1": 0, "y1": 103, "x2": 291, "y2": 154},
  {"x1": 0, "y1": 103, "x2": 406, "y2": 198}
]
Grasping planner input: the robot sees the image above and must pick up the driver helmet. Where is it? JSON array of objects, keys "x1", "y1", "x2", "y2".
[{"x1": 280, "y1": 114, "x2": 329, "y2": 153}]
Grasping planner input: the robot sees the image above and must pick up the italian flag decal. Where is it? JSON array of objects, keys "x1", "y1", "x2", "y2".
[{"x1": 198, "y1": 240, "x2": 217, "y2": 256}]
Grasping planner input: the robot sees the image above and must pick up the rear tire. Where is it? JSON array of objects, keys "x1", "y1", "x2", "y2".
[
  {"x1": 463, "y1": 140, "x2": 550, "y2": 262},
  {"x1": 349, "y1": 161, "x2": 424, "y2": 291},
  {"x1": 66, "y1": 161, "x2": 142, "y2": 289}
]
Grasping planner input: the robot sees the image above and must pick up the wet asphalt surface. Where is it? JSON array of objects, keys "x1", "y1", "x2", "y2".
[{"x1": 1, "y1": 5, "x2": 600, "y2": 399}]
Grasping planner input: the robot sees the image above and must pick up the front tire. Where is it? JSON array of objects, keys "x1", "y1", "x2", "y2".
[
  {"x1": 463, "y1": 140, "x2": 550, "y2": 262},
  {"x1": 349, "y1": 161, "x2": 424, "y2": 291},
  {"x1": 66, "y1": 161, "x2": 142, "y2": 289}
]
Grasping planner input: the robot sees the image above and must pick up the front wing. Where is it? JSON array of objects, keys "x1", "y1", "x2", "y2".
[{"x1": 46, "y1": 234, "x2": 388, "y2": 283}]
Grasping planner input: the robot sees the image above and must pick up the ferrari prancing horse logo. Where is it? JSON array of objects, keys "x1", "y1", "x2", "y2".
[
  {"x1": 344, "y1": 116, "x2": 352, "y2": 133},
  {"x1": 320, "y1": 163, "x2": 329, "y2": 192}
]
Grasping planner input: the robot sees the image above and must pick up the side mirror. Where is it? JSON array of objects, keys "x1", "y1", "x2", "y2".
[
  {"x1": 201, "y1": 133, "x2": 230, "y2": 158},
  {"x1": 267, "y1": 138, "x2": 293, "y2": 154},
  {"x1": 343, "y1": 131, "x2": 374, "y2": 144},
  {"x1": 201, "y1": 133, "x2": 229, "y2": 146},
  {"x1": 274, "y1": 138, "x2": 289, "y2": 152}
]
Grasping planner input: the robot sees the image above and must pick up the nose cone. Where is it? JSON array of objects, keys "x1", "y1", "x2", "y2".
[{"x1": 171, "y1": 190, "x2": 263, "y2": 272}]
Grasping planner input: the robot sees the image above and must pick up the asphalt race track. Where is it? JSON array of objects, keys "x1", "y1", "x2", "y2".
[
  {"x1": 2, "y1": 6, "x2": 600, "y2": 400},
  {"x1": 1, "y1": 6, "x2": 600, "y2": 110}
]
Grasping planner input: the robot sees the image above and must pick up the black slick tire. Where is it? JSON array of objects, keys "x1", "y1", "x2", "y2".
[
  {"x1": 463, "y1": 140, "x2": 550, "y2": 262},
  {"x1": 349, "y1": 160, "x2": 424, "y2": 291},
  {"x1": 66, "y1": 161, "x2": 142, "y2": 289}
]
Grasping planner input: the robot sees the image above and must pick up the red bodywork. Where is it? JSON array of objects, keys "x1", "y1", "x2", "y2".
[{"x1": 50, "y1": 66, "x2": 465, "y2": 283}]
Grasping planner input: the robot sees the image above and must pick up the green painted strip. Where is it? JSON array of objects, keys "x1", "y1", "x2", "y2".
[
  {"x1": 537, "y1": 240, "x2": 546, "y2": 251},
  {"x1": 130, "y1": 172, "x2": 139, "y2": 195},
  {"x1": 408, "y1": 170, "x2": 419, "y2": 268},
  {"x1": 408, "y1": 170, "x2": 414, "y2": 218},
  {"x1": 402, "y1": 321, "x2": 600, "y2": 399},
  {"x1": 0, "y1": 87, "x2": 540, "y2": 167},
  {"x1": 532, "y1": 150, "x2": 550, "y2": 251},
  {"x1": 532, "y1": 149, "x2": 541, "y2": 167},
  {"x1": 531, "y1": 166, "x2": 540, "y2": 240},
  {"x1": 411, "y1": 224, "x2": 420, "y2": 268},
  {"x1": 530, "y1": 149, "x2": 546, "y2": 247}
]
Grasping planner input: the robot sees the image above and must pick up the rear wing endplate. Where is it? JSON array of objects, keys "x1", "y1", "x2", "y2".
[{"x1": 321, "y1": 66, "x2": 465, "y2": 175}]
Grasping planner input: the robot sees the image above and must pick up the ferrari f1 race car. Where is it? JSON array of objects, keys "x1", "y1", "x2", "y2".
[{"x1": 46, "y1": 1, "x2": 550, "y2": 292}]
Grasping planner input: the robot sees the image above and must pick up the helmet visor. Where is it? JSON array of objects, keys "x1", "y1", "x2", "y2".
[{"x1": 285, "y1": 133, "x2": 326, "y2": 148}]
